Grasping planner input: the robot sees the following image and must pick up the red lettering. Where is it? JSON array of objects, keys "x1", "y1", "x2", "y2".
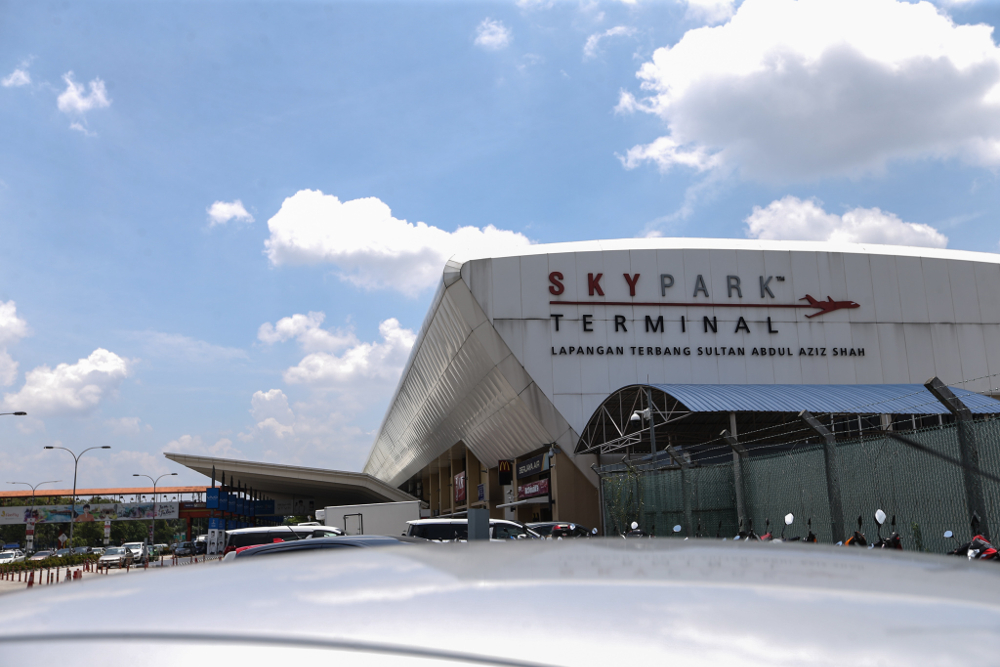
[
  {"x1": 623, "y1": 273, "x2": 640, "y2": 296},
  {"x1": 588, "y1": 273, "x2": 604, "y2": 296},
  {"x1": 548, "y1": 272, "x2": 564, "y2": 296}
]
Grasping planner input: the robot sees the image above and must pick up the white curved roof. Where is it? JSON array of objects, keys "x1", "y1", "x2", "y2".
[
  {"x1": 453, "y1": 237, "x2": 1000, "y2": 265},
  {"x1": 364, "y1": 238, "x2": 1000, "y2": 489}
]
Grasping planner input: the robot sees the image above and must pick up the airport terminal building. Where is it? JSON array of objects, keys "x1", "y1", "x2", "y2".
[{"x1": 361, "y1": 239, "x2": 1000, "y2": 529}]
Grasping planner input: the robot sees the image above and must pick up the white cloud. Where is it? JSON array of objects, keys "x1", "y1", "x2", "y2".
[
  {"x1": 129, "y1": 331, "x2": 247, "y2": 363},
  {"x1": 57, "y1": 72, "x2": 110, "y2": 115},
  {"x1": 745, "y1": 196, "x2": 948, "y2": 248},
  {"x1": 264, "y1": 190, "x2": 532, "y2": 296},
  {"x1": 583, "y1": 26, "x2": 637, "y2": 61},
  {"x1": 166, "y1": 434, "x2": 243, "y2": 459},
  {"x1": 3, "y1": 348, "x2": 130, "y2": 417},
  {"x1": 257, "y1": 311, "x2": 355, "y2": 353},
  {"x1": 207, "y1": 200, "x2": 254, "y2": 227},
  {"x1": 0, "y1": 301, "x2": 30, "y2": 346},
  {"x1": 1, "y1": 68, "x2": 30, "y2": 88},
  {"x1": 105, "y1": 416, "x2": 151, "y2": 435},
  {"x1": 283, "y1": 318, "x2": 415, "y2": 389},
  {"x1": 620, "y1": 0, "x2": 1000, "y2": 181},
  {"x1": 0, "y1": 350, "x2": 18, "y2": 387},
  {"x1": 684, "y1": 0, "x2": 736, "y2": 24},
  {"x1": 474, "y1": 18, "x2": 512, "y2": 51}
]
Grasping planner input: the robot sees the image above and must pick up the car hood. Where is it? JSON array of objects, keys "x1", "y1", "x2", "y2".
[{"x1": 0, "y1": 540, "x2": 998, "y2": 665}]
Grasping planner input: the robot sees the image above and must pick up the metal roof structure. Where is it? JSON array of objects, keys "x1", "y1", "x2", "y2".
[
  {"x1": 165, "y1": 453, "x2": 417, "y2": 507},
  {"x1": 648, "y1": 383, "x2": 1000, "y2": 415},
  {"x1": 576, "y1": 383, "x2": 1000, "y2": 456}
]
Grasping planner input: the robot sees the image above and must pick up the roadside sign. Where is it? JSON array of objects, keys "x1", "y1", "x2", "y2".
[
  {"x1": 104, "y1": 519, "x2": 111, "y2": 545},
  {"x1": 57, "y1": 533, "x2": 68, "y2": 545}
]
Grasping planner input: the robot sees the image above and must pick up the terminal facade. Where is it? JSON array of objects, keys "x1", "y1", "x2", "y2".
[{"x1": 362, "y1": 239, "x2": 1000, "y2": 528}]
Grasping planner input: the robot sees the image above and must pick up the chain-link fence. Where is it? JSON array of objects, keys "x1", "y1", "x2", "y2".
[{"x1": 598, "y1": 418, "x2": 1000, "y2": 553}]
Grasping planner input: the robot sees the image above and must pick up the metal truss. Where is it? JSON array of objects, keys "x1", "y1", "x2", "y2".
[{"x1": 575, "y1": 385, "x2": 691, "y2": 455}]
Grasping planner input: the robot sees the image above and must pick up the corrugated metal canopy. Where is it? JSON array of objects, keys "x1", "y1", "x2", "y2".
[{"x1": 649, "y1": 384, "x2": 1000, "y2": 415}]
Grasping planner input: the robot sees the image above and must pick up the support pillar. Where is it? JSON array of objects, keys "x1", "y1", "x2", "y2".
[
  {"x1": 721, "y1": 420, "x2": 746, "y2": 533},
  {"x1": 799, "y1": 410, "x2": 845, "y2": 543},
  {"x1": 925, "y1": 376, "x2": 989, "y2": 539}
]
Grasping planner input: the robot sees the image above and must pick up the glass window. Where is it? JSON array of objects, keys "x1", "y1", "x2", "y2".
[{"x1": 408, "y1": 523, "x2": 467, "y2": 541}]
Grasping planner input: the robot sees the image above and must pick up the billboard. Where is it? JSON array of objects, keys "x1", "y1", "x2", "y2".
[{"x1": 0, "y1": 502, "x2": 179, "y2": 525}]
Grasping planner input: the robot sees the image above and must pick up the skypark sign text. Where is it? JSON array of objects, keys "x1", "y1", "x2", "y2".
[{"x1": 547, "y1": 272, "x2": 860, "y2": 319}]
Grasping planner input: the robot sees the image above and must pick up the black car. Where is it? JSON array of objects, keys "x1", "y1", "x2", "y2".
[
  {"x1": 526, "y1": 522, "x2": 593, "y2": 538},
  {"x1": 229, "y1": 535, "x2": 415, "y2": 560}
]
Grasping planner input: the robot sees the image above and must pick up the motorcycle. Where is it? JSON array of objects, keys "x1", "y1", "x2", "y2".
[{"x1": 871, "y1": 509, "x2": 902, "y2": 550}]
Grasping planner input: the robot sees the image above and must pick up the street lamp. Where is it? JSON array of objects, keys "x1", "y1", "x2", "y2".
[
  {"x1": 6, "y1": 480, "x2": 60, "y2": 552},
  {"x1": 133, "y1": 472, "x2": 177, "y2": 554},
  {"x1": 43, "y1": 445, "x2": 111, "y2": 549}
]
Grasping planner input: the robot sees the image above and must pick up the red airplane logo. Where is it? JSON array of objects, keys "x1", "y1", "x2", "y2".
[{"x1": 801, "y1": 294, "x2": 860, "y2": 318}]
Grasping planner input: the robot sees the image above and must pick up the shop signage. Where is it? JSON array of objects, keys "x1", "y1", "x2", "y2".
[
  {"x1": 498, "y1": 460, "x2": 513, "y2": 486},
  {"x1": 454, "y1": 471, "x2": 466, "y2": 503},
  {"x1": 518, "y1": 478, "x2": 549, "y2": 500},
  {"x1": 477, "y1": 484, "x2": 485, "y2": 502},
  {"x1": 517, "y1": 455, "x2": 544, "y2": 479}
]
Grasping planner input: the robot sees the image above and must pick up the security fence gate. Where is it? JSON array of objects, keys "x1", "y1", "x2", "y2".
[{"x1": 598, "y1": 418, "x2": 1000, "y2": 554}]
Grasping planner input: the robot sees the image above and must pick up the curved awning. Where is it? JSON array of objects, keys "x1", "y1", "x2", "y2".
[
  {"x1": 576, "y1": 383, "x2": 1000, "y2": 456},
  {"x1": 647, "y1": 384, "x2": 1000, "y2": 415}
]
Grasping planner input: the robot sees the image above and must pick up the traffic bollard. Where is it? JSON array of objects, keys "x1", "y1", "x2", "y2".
[{"x1": 27, "y1": 571, "x2": 33, "y2": 588}]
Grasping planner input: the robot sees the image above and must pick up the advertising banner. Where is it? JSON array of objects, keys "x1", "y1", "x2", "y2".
[
  {"x1": 454, "y1": 471, "x2": 466, "y2": 503},
  {"x1": 517, "y1": 478, "x2": 549, "y2": 500},
  {"x1": 0, "y1": 502, "x2": 180, "y2": 525},
  {"x1": 206, "y1": 488, "x2": 219, "y2": 509}
]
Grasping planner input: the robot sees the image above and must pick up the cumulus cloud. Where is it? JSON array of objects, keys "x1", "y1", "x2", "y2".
[
  {"x1": 684, "y1": 0, "x2": 736, "y2": 24},
  {"x1": 3, "y1": 348, "x2": 129, "y2": 417},
  {"x1": 257, "y1": 311, "x2": 355, "y2": 353},
  {"x1": 1, "y1": 68, "x2": 30, "y2": 88},
  {"x1": 583, "y1": 26, "x2": 637, "y2": 60},
  {"x1": 57, "y1": 72, "x2": 111, "y2": 134},
  {"x1": 745, "y1": 196, "x2": 948, "y2": 248},
  {"x1": 619, "y1": 0, "x2": 1000, "y2": 181},
  {"x1": 263, "y1": 190, "x2": 532, "y2": 296},
  {"x1": 283, "y1": 318, "x2": 415, "y2": 388},
  {"x1": 474, "y1": 18, "x2": 512, "y2": 51},
  {"x1": 207, "y1": 200, "x2": 254, "y2": 227},
  {"x1": 0, "y1": 301, "x2": 30, "y2": 387}
]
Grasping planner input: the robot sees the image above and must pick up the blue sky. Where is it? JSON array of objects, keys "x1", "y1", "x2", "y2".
[{"x1": 1, "y1": 0, "x2": 999, "y2": 489}]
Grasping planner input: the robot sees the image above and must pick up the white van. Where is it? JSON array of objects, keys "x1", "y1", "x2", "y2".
[
  {"x1": 405, "y1": 519, "x2": 541, "y2": 541},
  {"x1": 223, "y1": 525, "x2": 344, "y2": 555}
]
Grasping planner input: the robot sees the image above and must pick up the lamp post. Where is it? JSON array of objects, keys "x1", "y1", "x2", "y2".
[
  {"x1": 43, "y1": 445, "x2": 111, "y2": 548},
  {"x1": 133, "y1": 473, "x2": 177, "y2": 553},
  {"x1": 6, "y1": 480, "x2": 60, "y2": 552}
]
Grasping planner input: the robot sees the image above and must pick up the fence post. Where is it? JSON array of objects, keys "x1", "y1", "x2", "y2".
[
  {"x1": 799, "y1": 410, "x2": 845, "y2": 543},
  {"x1": 925, "y1": 376, "x2": 990, "y2": 540},
  {"x1": 721, "y1": 427, "x2": 746, "y2": 532}
]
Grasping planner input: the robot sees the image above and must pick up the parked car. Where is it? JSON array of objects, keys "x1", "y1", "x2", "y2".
[
  {"x1": 224, "y1": 535, "x2": 416, "y2": 561},
  {"x1": 123, "y1": 542, "x2": 146, "y2": 561},
  {"x1": 173, "y1": 541, "x2": 196, "y2": 557},
  {"x1": 405, "y1": 518, "x2": 541, "y2": 541},
  {"x1": 28, "y1": 550, "x2": 53, "y2": 561},
  {"x1": 4, "y1": 541, "x2": 995, "y2": 664},
  {"x1": 194, "y1": 535, "x2": 207, "y2": 555},
  {"x1": 71, "y1": 546, "x2": 91, "y2": 554},
  {"x1": 0, "y1": 550, "x2": 25, "y2": 563},
  {"x1": 223, "y1": 525, "x2": 344, "y2": 554},
  {"x1": 527, "y1": 522, "x2": 594, "y2": 538},
  {"x1": 52, "y1": 548, "x2": 72, "y2": 558},
  {"x1": 91, "y1": 547, "x2": 105, "y2": 556},
  {"x1": 97, "y1": 546, "x2": 134, "y2": 569}
]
